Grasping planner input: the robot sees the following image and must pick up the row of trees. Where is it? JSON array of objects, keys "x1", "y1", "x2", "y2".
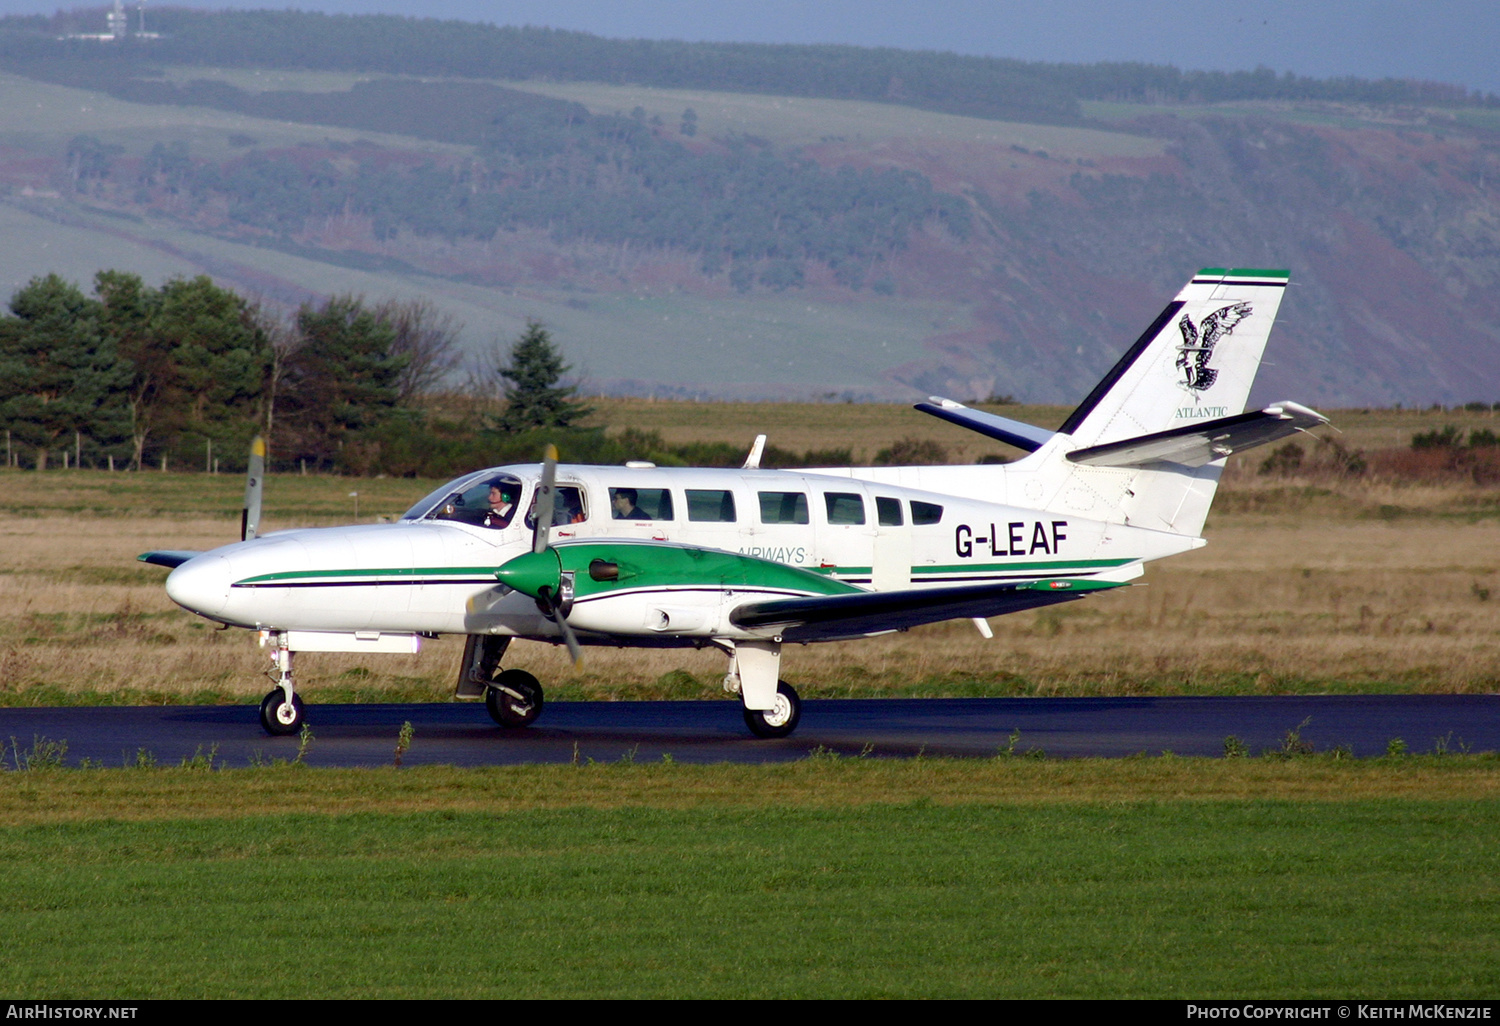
[
  {"x1": 0, "y1": 268, "x2": 885, "y2": 478},
  {"x1": 0, "y1": 272, "x2": 470, "y2": 473},
  {"x1": 5, "y1": 11, "x2": 1492, "y2": 126}
]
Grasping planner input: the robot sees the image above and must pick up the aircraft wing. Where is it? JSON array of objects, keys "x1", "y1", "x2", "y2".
[
  {"x1": 913, "y1": 396, "x2": 1056, "y2": 452},
  {"x1": 1065, "y1": 401, "x2": 1328, "y2": 469},
  {"x1": 729, "y1": 577, "x2": 1127, "y2": 643},
  {"x1": 138, "y1": 551, "x2": 201, "y2": 569}
]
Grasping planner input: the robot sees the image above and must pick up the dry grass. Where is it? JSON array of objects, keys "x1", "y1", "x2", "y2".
[
  {"x1": 579, "y1": 399, "x2": 1500, "y2": 469},
  {"x1": 580, "y1": 397, "x2": 1068, "y2": 463},
  {"x1": 0, "y1": 512, "x2": 1494, "y2": 703}
]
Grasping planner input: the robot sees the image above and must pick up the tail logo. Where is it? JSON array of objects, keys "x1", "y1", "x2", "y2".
[{"x1": 1175, "y1": 302, "x2": 1251, "y2": 392}]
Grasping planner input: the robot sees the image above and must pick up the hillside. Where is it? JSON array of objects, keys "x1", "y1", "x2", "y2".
[{"x1": 0, "y1": 11, "x2": 1496, "y2": 406}]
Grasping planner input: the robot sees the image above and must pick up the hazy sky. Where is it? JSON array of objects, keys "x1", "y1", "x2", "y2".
[{"x1": 6, "y1": 1, "x2": 1498, "y2": 96}]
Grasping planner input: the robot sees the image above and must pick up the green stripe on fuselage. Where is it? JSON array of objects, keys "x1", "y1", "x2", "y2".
[{"x1": 552, "y1": 542, "x2": 863, "y2": 601}]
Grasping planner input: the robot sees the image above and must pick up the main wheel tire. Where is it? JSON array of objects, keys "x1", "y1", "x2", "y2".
[
  {"x1": 259, "y1": 689, "x2": 305, "y2": 736},
  {"x1": 743, "y1": 680, "x2": 801, "y2": 739},
  {"x1": 486, "y1": 669, "x2": 544, "y2": 728}
]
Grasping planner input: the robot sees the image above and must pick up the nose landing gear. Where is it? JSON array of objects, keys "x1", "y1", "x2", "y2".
[{"x1": 259, "y1": 634, "x2": 305, "y2": 736}]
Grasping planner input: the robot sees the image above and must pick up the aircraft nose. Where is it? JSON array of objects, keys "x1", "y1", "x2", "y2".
[{"x1": 165, "y1": 555, "x2": 232, "y2": 618}]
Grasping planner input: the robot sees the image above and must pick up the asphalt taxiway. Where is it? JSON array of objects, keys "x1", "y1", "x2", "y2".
[{"x1": 1, "y1": 694, "x2": 1496, "y2": 767}]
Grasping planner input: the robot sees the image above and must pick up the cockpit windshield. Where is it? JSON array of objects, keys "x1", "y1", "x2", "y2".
[{"x1": 400, "y1": 470, "x2": 527, "y2": 529}]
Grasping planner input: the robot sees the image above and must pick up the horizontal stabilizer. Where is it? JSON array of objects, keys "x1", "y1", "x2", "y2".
[
  {"x1": 138, "y1": 550, "x2": 201, "y2": 569},
  {"x1": 1066, "y1": 401, "x2": 1328, "y2": 469},
  {"x1": 730, "y1": 577, "x2": 1125, "y2": 642},
  {"x1": 914, "y1": 397, "x2": 1055, "y2": 453}
]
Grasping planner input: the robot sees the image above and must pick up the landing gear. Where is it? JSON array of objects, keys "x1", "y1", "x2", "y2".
[
  {"x1": 486, "y1": 668, "x2": 544, "y2": 728},
  {"x1": 743, "y1": 680, "x2": 801, "y2": 739},
  {"x1": 728, "y1": 640, "x2": 801, "y2": 739},
  {"x1": 260, "y1": 688, "x2": 305, "y2": 735},
  {"x1": 259, "y1": 634, "x2": 306, "y2": 736}
]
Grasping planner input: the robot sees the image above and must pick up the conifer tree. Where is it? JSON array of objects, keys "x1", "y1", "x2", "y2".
[
  {"x1": 278, "y1": 295, "x2": 410, "y2": 468},
  {"x1": 494, "y1": 320, "x2": 590, "y2": 431},
  {"x1": 0, "y1": 274, "x2": 130, "y2": 468}
]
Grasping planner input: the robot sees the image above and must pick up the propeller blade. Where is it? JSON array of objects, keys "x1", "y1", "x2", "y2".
[
  {"x1": 534, "y1": 580, "x2": 584, "y2": 669},
  {"x1": 241, "y1": 435, "x2": 265, "y2": 541},
  {"x1": 531, "y1": 444, "x2": 559, "y2": 555},
  {"x1": 551, "y1": 600, "x2": 584, "y2": 668}
]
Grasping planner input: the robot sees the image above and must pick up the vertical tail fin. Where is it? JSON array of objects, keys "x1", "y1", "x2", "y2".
[
  {"x1": 1017, "y1": 268, "x2": 1291, "y2": 537},
  {"x1": 1058, "y1": 268, "x2": 1288, "y2": 448}
]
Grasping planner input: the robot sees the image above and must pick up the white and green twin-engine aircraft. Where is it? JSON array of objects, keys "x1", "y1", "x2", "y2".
[{"x1": 146, "y1": 268, "x2": 1326, "y2": 738}]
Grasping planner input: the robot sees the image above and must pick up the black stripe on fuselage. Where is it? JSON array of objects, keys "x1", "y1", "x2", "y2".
[{"x1": 1058, "y1": 300, "x2": 1185, "y2": 436}]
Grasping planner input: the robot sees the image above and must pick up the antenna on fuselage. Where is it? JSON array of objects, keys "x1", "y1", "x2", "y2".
[
  {"x1": 742, "y1": 434, "x2": 766, "y2": 470},
  {"x1": 241, "y1": 436, "x2": 265, "y2": 541}
]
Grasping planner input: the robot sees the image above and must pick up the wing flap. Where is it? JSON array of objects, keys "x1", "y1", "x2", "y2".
[
  {"x1": 1065, "y1": 401, "x2": 1328, "y2": 469},
  {"x1": 729, "y1": 578, "x2": 1127, "y2": 642}
]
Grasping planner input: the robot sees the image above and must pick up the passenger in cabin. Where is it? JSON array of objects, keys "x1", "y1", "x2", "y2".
[
  {"x1": 484, "y1": 479, "x2": 519, "y2": 529},
  {"x1": 611, "y1": 488, "x2": 647, "y2": 520},
  {"x1": 525, "y1": 486, "x2": 587, "y2": 529}
]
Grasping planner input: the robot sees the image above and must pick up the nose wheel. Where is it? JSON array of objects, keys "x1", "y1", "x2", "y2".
[
  {"x1": 260, "y1": 688, "x2": 305, "y2": 735},
  {"x1": 486, "y1": 669, "x2": 544, "y2": 728}
]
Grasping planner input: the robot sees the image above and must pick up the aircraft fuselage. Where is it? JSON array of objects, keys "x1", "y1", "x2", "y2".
[{"x1": 165, "y1": 463, "x2": 1188, "y2": 644}]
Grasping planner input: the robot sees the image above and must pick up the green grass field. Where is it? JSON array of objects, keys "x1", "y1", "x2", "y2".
[{"x1": 1, "y1": 759, "x2": 1497, "y2": 998}]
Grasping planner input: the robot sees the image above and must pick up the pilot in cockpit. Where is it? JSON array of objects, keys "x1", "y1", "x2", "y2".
[{"x1": 483, "y1": 479, "x2": 520, "y2": 529}]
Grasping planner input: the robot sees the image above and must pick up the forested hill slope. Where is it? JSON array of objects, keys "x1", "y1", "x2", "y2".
[{"x1": 0, "y1": 8, "x2": 1496, "y2": 405}]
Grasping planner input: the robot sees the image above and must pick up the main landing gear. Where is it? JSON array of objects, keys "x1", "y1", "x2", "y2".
[
  {"x1": 454, "y1": 635, "x2": 803, "y2": 739},
  {"x1": 459, "y1": 635, "x2": 547, "y2": 729},
  {"x1": 259, "y1": 635, "x2": 306, "y2": 735},
  {"x1": 743, "y1": 680, "x2": 801, "y2": 739},
  {"x1": 724, "y1": 639, "x2": 802, "y2": 739},
  {"x1": 485, "y1": 668, "x2": 544, "y2": 728}
]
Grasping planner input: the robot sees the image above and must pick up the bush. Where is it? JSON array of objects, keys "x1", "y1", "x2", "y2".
[
  {"x1": 1412, "y1": 425, "x2": 1462, "y2": 449},
  {"x1": 1259, "y1": 441, "x2": 1303, "y2": 476}
]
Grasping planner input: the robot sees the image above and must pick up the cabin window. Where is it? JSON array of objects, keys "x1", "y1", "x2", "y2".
[
  {"x1": 525, "y1": 486, "x2": 587, "y2": 528},
  {"x1": 686, "y1": 489, "x2": 736, "y2": 523},
  {"x1": 609, "y1": 487, "x2": 674, "y2": 521},
  {"x1": 911, "y1": 500, "x2": 944, "y2": 525},
  {"x1": 824, "y1": 492, "x2": 866, "y2": 525},
  {"x1": 876, "y1": 496, "x2": 904, "y2": 527},
  {"x1": 758, "y1": 491, "x2": 809, "y2": 525}
]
